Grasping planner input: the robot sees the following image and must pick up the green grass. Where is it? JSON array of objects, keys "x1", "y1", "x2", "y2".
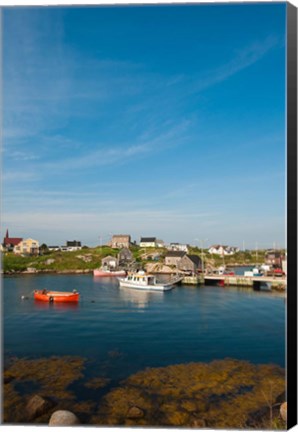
[
  {"x1": 2, "y1": 246, "x2": 118, "y2": 273},
  {"x1": 1, "y1": 246, "x2": 284, "y2": 273}
]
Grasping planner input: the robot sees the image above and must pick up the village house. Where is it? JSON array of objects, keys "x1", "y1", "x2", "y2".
[
  {"x1": 111, "y1": 235, "x2": 131, "y2": 249},
  {"x1": 140, "y1": 237, "x2": 157, "y2": 248},
  {"x1": 156, "y1": 239, "x2": 165, "y2": 248},
  {"x1": 118, "y1": 248, "x2": 133, "y2": 266},
  {"x1": 165, "y1": 251, "x2": 186, "y2": 267},
  {"x1": 61, "y1": 240, "x2": 82, "y2": 252},
  {"x1": 3, "y1": 229, "x2": 23, "y2": 252},
  {"x1": 178, "y1": 254, "x2": 202, "y2": 274},
  {"x1": 101, "y1": 255, "x2": 118, "y2": 269},
  {"x1": 265, "y1": 250, "x2": 285, "y2": 268},
  {"x1": 14, "y1": 238, "x2": 40, "y2": 255},
  {"x1": 208, "y1": 245, "x2": 239, "y2": 255},
  {"x1": 167, "y1": 243, "x2": 189, "y2": 253},
  {"x1": 48, "y1": 246, "x2": 61, "y2": 251}
]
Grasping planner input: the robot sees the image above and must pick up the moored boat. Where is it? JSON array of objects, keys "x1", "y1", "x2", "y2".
[
  {"x1": 34, "y1": 289, "x2": 80, "y2": 303},
  {"x1": 93, "y1": 268, "x2": 127, "y2": 277},
  {"x1": 118, "y1": 271, "x2": 174, "y2": 291}
]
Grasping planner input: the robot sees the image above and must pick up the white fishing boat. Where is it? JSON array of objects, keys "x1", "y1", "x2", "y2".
[{"x1": 117, "y1": 271, "x2": 174, "y2": 291}]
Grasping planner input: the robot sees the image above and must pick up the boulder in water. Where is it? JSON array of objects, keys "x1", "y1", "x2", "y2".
[
  {"x1": 49, "y1": 410, "x2": 80, "y2": 425},
  {"x1": 280, "y1": 402, "x2": 287, "y2": 421}
]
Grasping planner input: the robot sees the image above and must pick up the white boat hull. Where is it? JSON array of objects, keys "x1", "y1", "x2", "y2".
[{"x1": 118, "y1": 279, "x2": 173, "y2": 291}]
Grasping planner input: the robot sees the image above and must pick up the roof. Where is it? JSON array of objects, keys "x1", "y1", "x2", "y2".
[
  {"x1": 102, "y1": 255, "x2": 117, "y2": 261},
  {"x1": 112, "y1": 234, "x2": 130, "y2": 238},
  {"x1": 166, "y1": 251, "x2": 186, "y2": 257},
  {"x1": 186, "y1": 255, "x2": 201, "y2": 265},
  {"x1": 4, "y1": 237, "x2": 23, "y2": 246},
  {"x1": 140, "y1": 237, "x2": 156, "y2": 242}
]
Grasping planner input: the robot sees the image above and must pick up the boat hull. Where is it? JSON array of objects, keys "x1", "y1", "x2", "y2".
[
  {"x1": 118, "y1": 279, "x2": 173, "y2": 291},
  {"x1": 93, "y1": 269, "x2": 126, "y2": 277},
  {"x1": 34, "y1": 290, "x2": 80, "y2": 303}
]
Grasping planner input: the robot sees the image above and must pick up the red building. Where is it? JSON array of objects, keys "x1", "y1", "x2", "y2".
[{"x1": 3, "y1": 229, "x2": 23, "y2": 251}]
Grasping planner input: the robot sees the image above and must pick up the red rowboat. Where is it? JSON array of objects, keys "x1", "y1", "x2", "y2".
[{"x1": 34, "y1": 289, "x2": 79, "y2": 303}]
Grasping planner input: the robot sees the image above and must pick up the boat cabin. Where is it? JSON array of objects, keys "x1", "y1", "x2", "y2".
[{"x1": 126, "y1": 273, "x2": 156, "y2": 285}]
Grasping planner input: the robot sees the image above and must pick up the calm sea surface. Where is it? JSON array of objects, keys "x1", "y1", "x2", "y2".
[{"x1": 3, "y1": 274, "x2": 285, "y2": 382}]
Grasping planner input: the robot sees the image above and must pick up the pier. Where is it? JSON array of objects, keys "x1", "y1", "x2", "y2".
[
  {"x1": 178, "y1": 273, "x2": 286, "y2": 289},
  {"x1": 204, "y1": 274, "x2": 286, "y2": 290}
]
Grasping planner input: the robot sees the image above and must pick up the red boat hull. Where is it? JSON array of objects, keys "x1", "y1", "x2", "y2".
[{"x1": 34, "y1": 290, "x2": 80, "y2": 303}]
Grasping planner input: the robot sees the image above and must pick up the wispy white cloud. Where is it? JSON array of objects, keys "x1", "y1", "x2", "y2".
[
  {"x1": 2, "y1": 171, "x2": 40, "y2": 183},
  {"x1": 7, "y1": 151, "x2": 39, "y2": 161},
  {"x1": 191, "y1": 36, "x2": 282, "y2": 93}
]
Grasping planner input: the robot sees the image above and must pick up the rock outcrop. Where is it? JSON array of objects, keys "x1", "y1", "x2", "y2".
[{"x1": 26, "y1": 394, "x2": 54, "y2": 421}]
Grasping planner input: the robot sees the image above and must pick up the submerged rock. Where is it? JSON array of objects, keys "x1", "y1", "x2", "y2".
[
  {"x1": 127, "y1": 406, "x2": 144, "y2": 419},
  {"x1": 49, "y1": 410, "x2": 80, "y2": 425},
  {"x1": 26, "y1": 394, "x2": 54, "y2": 421}
]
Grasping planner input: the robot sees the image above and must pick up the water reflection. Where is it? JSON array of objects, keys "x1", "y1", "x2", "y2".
[
  {"x1": 118, "y1": 287, "x2": 164, "y2": 310},
  {"x1": 33, "y1": 300, "x2": 79, "y2": 311}
]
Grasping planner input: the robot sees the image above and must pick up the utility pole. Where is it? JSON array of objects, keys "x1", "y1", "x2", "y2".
[{"x1": 195, "y1": 238, "x2": 208, "y2": 274}]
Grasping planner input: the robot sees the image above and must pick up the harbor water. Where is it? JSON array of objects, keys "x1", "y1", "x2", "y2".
[{"x1": 3, "y1": 274, "x2": 285, "y2": 383}]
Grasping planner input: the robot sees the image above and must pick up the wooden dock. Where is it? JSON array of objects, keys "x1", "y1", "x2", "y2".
[{"x1": 204, "y1": 275, "x2": 286, "y2": 290}]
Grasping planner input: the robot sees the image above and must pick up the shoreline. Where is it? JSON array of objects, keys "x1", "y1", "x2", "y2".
[{"x1": 2, "y1": 270, "x2": 286, "y2": 293}]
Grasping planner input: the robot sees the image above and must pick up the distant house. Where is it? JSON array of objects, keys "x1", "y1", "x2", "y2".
[
  {"x1": 48, "y1": 246, "x2": 61, "y2": 251},
  {"x1": 140, "y1": 237, "x2": 157, "y2": 248},
  {"x1": 118, "y1": 248, "x2": 133, "y2": 265},
  {"x1": 111, "y1": 235, "x2": 131, "y2": 249},
  {"x1": 165, "y1": 251, "x2": 186, "y2": 267},
  {"x1": 101, "y1": 255, "x2": 118, "y2": 269},
  {"x1": 178, "y1": 254, "x2": 202, "y2": 274},
  {"x1": 60, "y1": 240, "x2": 82, "y2": 252},
  {"x1": 3, "y1": 229, "x2": 23, "y2": 252},
  {"x1": 67, "y1": 240, "x2": 81, "y2": 247},
  {"x1": 156, "y1": 239, "x2": 165, "y2": 248},
  {"x1": 208, "y1": 245, "x2": 239, "y2": 255},
  {"x1": 167, "y1": 243, "x2": 189, "y2": 253},
  {"x1": 265, "y1": 250, "x2": 285, "y2": 268},
  {"x1": 14, "y1": 238, "x2": 40, "y2": 255}
]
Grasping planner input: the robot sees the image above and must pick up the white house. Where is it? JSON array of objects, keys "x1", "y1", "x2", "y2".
[
  {"x1": 140, "y1": 237, "x2": 157, "y2": 248},
  {"x1": 208, "y1": 245, "x2": 239, "y2": 256},
  {"x1": 167, "y1": 243, "x2": 189, "y2": 253}
]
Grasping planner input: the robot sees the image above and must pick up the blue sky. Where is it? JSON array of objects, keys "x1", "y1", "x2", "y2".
[{"x1": 2, "y1": 3, "x2": 287, "y2": 248}]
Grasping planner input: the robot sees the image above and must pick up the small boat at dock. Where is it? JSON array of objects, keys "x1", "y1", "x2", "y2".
[
  {"x1": 93, "y1": 268, "x2": 127, "y2": 277},
  {"x1": 117, "y1": 271, "x2": 175, "y2": 291},
  {"x1": 34, "y1": 289, "x2": 80, "y2": 303}
]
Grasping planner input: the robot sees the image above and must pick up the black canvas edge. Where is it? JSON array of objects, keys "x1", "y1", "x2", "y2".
[{"x1": 287, "y1": 1, "x2": 298, "y2": 430}]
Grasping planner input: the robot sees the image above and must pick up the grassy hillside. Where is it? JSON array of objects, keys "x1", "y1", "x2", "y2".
[
  {"x1": 2, "y1": 247, "x2": 118, "y2": 273},
  {"x1": 1, "y1": 246, "x2": 284, "y2": 274}
]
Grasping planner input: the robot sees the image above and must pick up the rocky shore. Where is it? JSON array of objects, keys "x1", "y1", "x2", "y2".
[{"x1": 3, "y1": 356, "x2": 286, "y2": 429}]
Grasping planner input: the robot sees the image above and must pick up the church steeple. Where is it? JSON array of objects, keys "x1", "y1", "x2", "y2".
[{"x1": 5, "y1": 229, "x2": 9, "y2": 238}]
